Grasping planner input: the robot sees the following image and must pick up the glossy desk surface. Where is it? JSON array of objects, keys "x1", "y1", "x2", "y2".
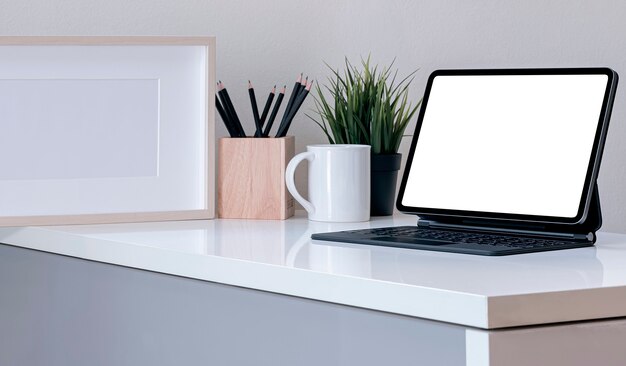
[{"x1": 1, "y1": 212, "x2": 626, "y2": 329}]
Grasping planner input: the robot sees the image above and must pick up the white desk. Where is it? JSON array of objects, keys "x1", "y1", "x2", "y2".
[{"x1": 2, "y1": 213, "x2": 626, "y2": 365}]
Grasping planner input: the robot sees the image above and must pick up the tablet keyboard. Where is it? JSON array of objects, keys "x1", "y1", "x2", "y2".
[
  {"x1": 362, "y1": 227, "x2": 573, "y2": 248},
  {"x1": 311, "y1": 226, "x2": 594, "y2": 256}
]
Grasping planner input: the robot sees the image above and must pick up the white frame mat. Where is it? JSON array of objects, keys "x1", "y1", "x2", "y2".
[{"x1": 0, "y1": 36, "x2": 216, "y2": 226}]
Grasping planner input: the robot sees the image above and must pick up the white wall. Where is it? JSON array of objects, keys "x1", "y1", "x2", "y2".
[{"x1": 2, "y1": 0, "x2": 626, "y2": 232}]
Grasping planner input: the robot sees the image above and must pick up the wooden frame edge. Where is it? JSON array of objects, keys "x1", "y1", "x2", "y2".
[
  {"x1": 0, "y1": 210, "x2": 212, "y2": 227},
  {"x1": 0, "y1": 36, "x2": 216, "y2": 46}
]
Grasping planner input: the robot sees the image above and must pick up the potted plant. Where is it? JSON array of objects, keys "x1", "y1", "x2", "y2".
[{"x1": 309, "y1": 57, "x2": 421, "y2": 215}]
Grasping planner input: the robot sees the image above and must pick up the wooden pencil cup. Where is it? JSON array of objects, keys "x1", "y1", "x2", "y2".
[{"x1": 218, "y1": 136, "x2": 295, "y2": 220}]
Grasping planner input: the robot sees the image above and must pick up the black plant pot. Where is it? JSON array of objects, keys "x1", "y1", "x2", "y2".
[{"x1": 370, "y1": 153, "x2": 402, "y2": 216}]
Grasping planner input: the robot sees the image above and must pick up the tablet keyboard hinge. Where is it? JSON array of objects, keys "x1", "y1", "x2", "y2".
[{"x1": 417, "y1": 219, "x2": 591, "y2": 241}]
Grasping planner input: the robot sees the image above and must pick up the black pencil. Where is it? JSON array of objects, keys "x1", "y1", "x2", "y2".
[
  {"x1": 217, "y1": 83, "x2": 239, "y2": 136},
  {"x1": 258, "y1": 85, "x2": 276, "y2": 136},
  {"x1": 298, "y1": 76, "x2": 307, "y2": 94},
  {"x1": 216, "y1": 95, "x2": 237, "y2": 137},
  {"x1": 248, "y1": 81, "x2": 262, "y2": 137},
  {"x1": 276, "y1": 81, "x2": 311, "y2": 137},
  {"x1": 279, "y1": 74, "x2": 302, "y2": 130},
  {"x1": 220, "y1": 81, "x2": 246, "y2": 137},
  {"x1": 287, "y1": 76, "x2": 307, "y2": 117},
  {"x1": 263, "y1": 85, "x2": 285, "y2": 137},
  {"x1": 298, "y1": 76, "x2": 308, "y2": 98}
]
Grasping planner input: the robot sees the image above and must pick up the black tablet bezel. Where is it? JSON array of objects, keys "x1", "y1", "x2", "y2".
[{"x1": 396, "y1": 68, "x2": 618, "y2": 225}]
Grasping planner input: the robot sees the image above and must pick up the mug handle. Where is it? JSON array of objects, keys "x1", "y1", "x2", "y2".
[{"x1": 285, "y1": 152, "x2": 315, "y2": 214}]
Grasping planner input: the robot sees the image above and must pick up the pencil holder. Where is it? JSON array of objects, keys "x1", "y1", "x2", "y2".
[{"x1": 218, "y1": 136, "x2": 295, "y2": 220}]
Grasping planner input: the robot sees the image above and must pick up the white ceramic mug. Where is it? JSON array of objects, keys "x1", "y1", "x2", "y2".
[{"x1": 286, "y1": 144, "x2": 370, "y2": 222}]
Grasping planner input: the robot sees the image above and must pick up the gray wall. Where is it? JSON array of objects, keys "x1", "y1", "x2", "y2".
[{"x1": 2, "y1": 0, "x2": 625, "y2": 232}]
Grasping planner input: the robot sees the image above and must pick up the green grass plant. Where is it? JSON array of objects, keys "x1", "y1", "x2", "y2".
[{"x1": 309, "y1": 57, "x2": 421, "y2": 154}]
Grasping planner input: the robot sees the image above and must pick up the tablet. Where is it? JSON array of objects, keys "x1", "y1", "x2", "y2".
[{"x1": 397, "y1": 68, "x2": 618, "y2": 225}]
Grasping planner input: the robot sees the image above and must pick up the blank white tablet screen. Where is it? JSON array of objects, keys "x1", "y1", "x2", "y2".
[{"x1": 401, "y1": 74, "x2": 608, "y2": 218}]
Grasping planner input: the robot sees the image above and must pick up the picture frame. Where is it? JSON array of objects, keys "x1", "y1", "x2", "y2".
[{"x1": 0, "y1": 36, "x2": 216, "y2": 226}]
